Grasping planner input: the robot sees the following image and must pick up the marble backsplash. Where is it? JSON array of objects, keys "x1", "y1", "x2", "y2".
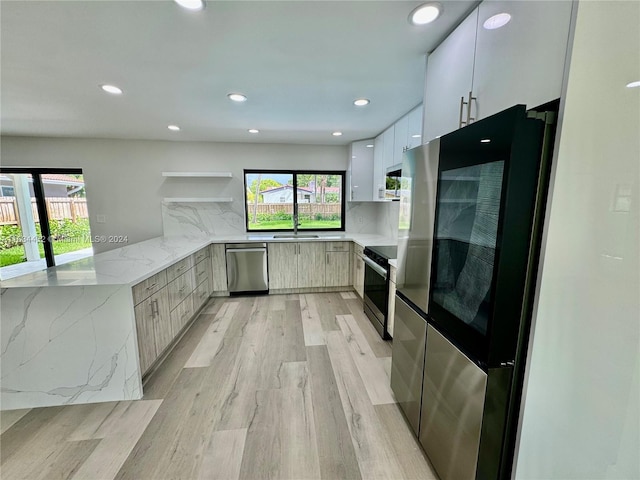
[{"x1": 162, "y1": 200, "x2": 399, "y2": 238}]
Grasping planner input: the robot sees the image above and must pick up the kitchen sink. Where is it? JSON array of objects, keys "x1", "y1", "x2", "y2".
[{"x1": 272, "y1": 234, "x2": 320, "y2": 239}]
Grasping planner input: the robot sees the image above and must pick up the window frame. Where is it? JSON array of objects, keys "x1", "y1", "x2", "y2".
[{"x1": 243, "y1": 169, "x2": 346, "y2": 232}]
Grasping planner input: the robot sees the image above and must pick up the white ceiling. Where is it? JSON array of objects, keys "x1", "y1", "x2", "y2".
[{"x1": 0, "y1": 0, "x2": 477, "y2": 145}]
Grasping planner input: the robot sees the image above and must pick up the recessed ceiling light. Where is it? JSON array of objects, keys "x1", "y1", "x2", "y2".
[
  {"x1": 483, "y1": 13, "x2": 511, "y2": 30},
  {"x1": 411, "y1": 134, "x2": 421, "y2": 138},
  {"x1": 248, "y1": 129, "x2": 259, "y2": 134},
  {"x1": 168, "y1": 125, "x2": 181, "y2": 131},
  {"x1": 409, "y1": 2, "x2": 443, "y2": 25},
  {"x1": 174, "y1": 0, "x2": 205, "y2": 11},
  {"x1": 366, "y1": 144, "x2": 374, "y2": 148},
  {"x1": 352, "y1": 155, "x2": 356, "y2": 159},
  {"x1": 626, "y1": 80, "x2": 640, "y2": 88},
  {"x1": 100, "y1": 84, "x2": 123, "y2": 95},
  {"x1": 481, "y1": 138, "x2": 491, "y2": 143},
  {"x1": 354, "y1": 98, "x2": 370, "y2": 106},
  {"x1": 332, "y1": 131, "x2": 343, "y2": 136},
  {"x1": 227, "y1": 93, "x2": 247, "y2": 102}
]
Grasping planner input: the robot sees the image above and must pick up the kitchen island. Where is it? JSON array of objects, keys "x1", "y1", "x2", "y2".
[{"x1": 1, "y1": 233, "x2": 394, "y2": 410}]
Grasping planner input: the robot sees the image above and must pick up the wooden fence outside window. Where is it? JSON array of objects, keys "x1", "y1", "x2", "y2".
[{"x1": 0, "y1": 197, "x2": 89, "y2": 225}]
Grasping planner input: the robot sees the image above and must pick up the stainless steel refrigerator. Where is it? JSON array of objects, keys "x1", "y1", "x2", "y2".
[
  {"x1": 391, "y1": 103, "x2": 558, "y2": 480},
  {"x1": 390, "y1": 140, "x2": 439, "y2": 435}
]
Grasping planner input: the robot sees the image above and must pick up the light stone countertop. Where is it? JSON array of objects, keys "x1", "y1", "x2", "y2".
[{"x1": 0, "y1": 233, "x2": 397, "y2": 288}]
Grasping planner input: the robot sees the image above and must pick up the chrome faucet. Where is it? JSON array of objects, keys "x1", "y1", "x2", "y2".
[{"x1": 293, "y1": 206, "x2": 300, "y2": 234}]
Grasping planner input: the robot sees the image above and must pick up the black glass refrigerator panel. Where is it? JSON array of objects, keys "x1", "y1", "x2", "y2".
[{"x1": 428, "y1": 104, "x2": 547, "y2": 368}]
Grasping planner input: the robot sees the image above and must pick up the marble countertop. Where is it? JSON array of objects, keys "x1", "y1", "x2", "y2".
[{"x1": 0, "y1": 233, "x2": 397, "y2": 288}]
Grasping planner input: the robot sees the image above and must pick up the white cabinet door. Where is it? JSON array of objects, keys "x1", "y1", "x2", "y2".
[
  {"x1": 297, "y1": 242, "x2": 325, "y2": 288},
  {"x1": 472, "y1": 0, "x2": 572, "y2": 120},
  {"x1": 268, "y1": 243, "x2": 298, "y2": 289},
  {"x1": 423, "y1": 7, "x2": 478, "y2": 142},
  {"x1": 382, "y1": 126, "x2": 395, "y2": 172},
  {"x1": 373, "y1": 134, "x2": 386, "y2": 201},
  {"x1": 392, "y1": 114, "x2": 409, "y2": 167},
  {"x1": 349, "y1": 140, "x2": 374, "y2": 201},
  {"x1": 407, "y1": 106, "x2": 423, "y2": 149}
]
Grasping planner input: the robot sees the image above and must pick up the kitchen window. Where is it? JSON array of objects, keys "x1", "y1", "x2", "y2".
[{"x1": 244, "y1": 170, "x2": 345, "y2": 232}]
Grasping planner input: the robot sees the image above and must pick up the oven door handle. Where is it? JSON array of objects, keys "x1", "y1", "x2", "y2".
[{"x1": 363, "y1": 256, "x2": 388, "y2": 278}]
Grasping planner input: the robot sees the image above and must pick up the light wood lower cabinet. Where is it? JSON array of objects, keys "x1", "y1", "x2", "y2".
[
  {"x1": 268, "y1": 243, "x2": 299, "y2": 289},
  {"x1": 209, "y1": 243, "x2": 228, "y2": 293},
  {"x1": 326, "y1": 241, "x2": 351, "y2": 288},
  {"x1": 132, "y1": 270, "x2": 167, "y2": 306},
  {"x1": 353, "y1": 244, "x2": 365, "y2": 298},
  {"x1": 133, "y1": 252, "x2": 212, "y2": 376},
  {"x1": 170, "y1": 294, "x2": 194, "y2": 337},
  {"x1": 268, "y1": 241, "x2": 351, "y2": 290},
  {"x1": 297, "y1": 242, "x2": 326, "y2": 288},
  {"x1": 134, "y1": 301, "x2": 157, "y2": 375},
  {"x1": 193, "y1": 278, "x2": 210, "y2": 310},
  {"x1": 168, "y1": 269, "x2": 195, "y2": 311},
  {"x1": 133, "y1": 286, "x2": 171, "y2": 375}
]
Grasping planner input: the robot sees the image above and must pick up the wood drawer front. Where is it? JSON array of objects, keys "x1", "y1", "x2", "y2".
[
  {"x1": 194, "y1": 259, "x2": 209, "y2": 286},
  {"x1": 193, "y1": 279, "x2": 210, "y2": 310},
  {"x1": 193, "y1": 247, "x2": 209, "y2": 265},
  {"x1": 132, "y1": 270, "x2": 167, "y2": 305},
  {"x1": 353, "y1": 243, "x2": 364, "y2": 257},
  {"x1": 168, "y1": 269, "x2": 195, "y2": 311},
  {"x1": 166, "y1": 256, "x2": 193, "y2": 283},
  {"x1": 170, "y1": 294, "x2": 194, "y2": 337},
  {"x1": 325, "y1": 241, "x2": 350, "y2": 252}
]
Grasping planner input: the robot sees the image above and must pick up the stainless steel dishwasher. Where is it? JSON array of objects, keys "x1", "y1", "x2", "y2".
[{"x1": 225, "y1": 243, "x2": 268, "y2": 294}]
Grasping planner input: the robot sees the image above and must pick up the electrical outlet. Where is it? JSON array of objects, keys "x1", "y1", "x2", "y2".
[
  {"x1": 357, "y1": 216, "x2": 364, "y2": 225},
  {"x1": 96, "y1": 214, "x2": 106, "y2": 224}
]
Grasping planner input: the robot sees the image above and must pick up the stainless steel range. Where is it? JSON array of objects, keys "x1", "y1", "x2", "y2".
[{"x1": 362, "y1": 245, "x2": 397, "y2": 340}]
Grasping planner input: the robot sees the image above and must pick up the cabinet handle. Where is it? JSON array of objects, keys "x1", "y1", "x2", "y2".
[
  {"x1": 466, "y1": 91, "x2": 477, "y2": 125},
  {"x1": 459, "y1": 95, "x2": 467, "y2": 128},
  {"x1": 151, "y1": 299, "x2": 159, "y2": 318},
  {"x1": 146, "y1": 283, "x2": 157, "y2": 291},
  {"x1": 326, "y1": 253, "x2": 329, "y2": 265}
]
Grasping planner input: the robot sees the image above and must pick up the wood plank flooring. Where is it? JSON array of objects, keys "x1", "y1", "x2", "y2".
[{"x1": 0, "y1": 293, "x2": 437, "y2": 480}]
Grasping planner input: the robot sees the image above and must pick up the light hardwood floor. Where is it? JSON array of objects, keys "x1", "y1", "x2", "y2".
[{"x1": 0, "y1": 293, "x2": 437, "y2": 480}]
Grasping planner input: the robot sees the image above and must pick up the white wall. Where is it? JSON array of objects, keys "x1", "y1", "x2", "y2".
[
  {"x1": 515, "y1": 1, "x2": 639, "y2": 478},
  {"x1": 0, "y1": 137, "x2": 388, "y2": 251}
]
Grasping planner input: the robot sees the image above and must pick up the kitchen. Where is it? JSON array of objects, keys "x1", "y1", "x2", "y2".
[{"x1": 1, "y1": 1, "x2": 638, "y2": 479}]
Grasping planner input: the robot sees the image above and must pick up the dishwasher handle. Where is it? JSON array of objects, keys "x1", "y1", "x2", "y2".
[{"x1": 226, "y1": 248, "x2": 267, "y2": 254}]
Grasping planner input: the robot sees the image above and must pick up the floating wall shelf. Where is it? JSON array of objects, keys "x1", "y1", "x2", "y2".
[
  {"x1": 163, "y1": 197, "x2": 233, "y2": 203},
  {"x1": 161, "y1": 172, "x2": 233, "y2": 178}
]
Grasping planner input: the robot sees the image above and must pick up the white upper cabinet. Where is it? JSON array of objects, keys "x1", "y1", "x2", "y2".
[
  {"x1": 382, "y1": 126, "x2": 395, "y2": 172},
  {"x1": 423, "y1": 8, "x2": 478, "y2": 142},
  {"x1": 392, "y1": 114, "x2": 409, "y2": 167},
  {"x1": 355, "y1": 105, "x2": 424, "y2": 202},
  {"x1": 407, "y1": 106, "x2": 423, "y2": 149},
  {"x1": 423, "y1": 1, "x2": 572, "y2": 142},
  {"x1": 348, "y1": 140, "x2": 375, "y2": 202},
  {"x1": 373, "y1": 134, "x2": 386, "y2": 201},
  {"x1": 472, "y1": 0, "x2": 573, "y2": 120}
]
